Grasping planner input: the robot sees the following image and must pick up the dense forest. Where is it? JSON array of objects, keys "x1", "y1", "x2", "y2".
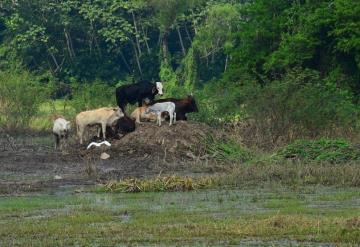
[{"x1": 0, "y1": 0, "x2": 359, "y2": 147}]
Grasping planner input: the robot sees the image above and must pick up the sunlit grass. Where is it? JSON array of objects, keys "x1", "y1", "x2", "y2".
[{"x1": 29, "y1": 100, "x2": 76, "y2": 131}]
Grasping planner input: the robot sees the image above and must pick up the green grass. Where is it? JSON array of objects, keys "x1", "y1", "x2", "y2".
[
  {"x1": 275, "y1": 139, "x2": 360, "y2": 163},
  {"x1": 29, "y1": 100, "x2": 76, "y2": 131},
  {"x1": 0, "y1": 186, "x2": 359, "y2": 245}
]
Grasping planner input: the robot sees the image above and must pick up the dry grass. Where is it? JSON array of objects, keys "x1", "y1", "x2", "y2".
[{"x1": 103, "y1": 175, "x2": 215, "y2": 192}]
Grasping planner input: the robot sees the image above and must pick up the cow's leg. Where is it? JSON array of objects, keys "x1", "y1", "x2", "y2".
[
  {"x1": 173, "y1": 112, "x2": 176, "y2": 124},
  {"x1": 169, "y1": 111, "x2": 173, "y2": 126},
  {"x1": 120, "y1": 105, "x2": 126, "y2": 116},
  {"x1": 97, "y1": 125, "x2": 101, "y2": 138},
  {"x1": 78, "y1": 125, "x2": 84, "y2": 145},
  {"x1": 54, "y1": 134, "x2": 59, "y2": 149},
  {"x1": 59, "y1": 135, "x2": 63, "y2": 150},
  {"x1": 136, "y1": 112, "x2": 141, "y2": 124},
  {"x1": 102, "y1": 123, "x2": 106, "y2": 140},
  {"x1": 157, "y1": 112, "x2": 162, "y2": 126}
]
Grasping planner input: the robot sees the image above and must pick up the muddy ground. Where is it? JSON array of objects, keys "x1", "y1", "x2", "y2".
[{"x1": 0, "y1": 122, "x2": 223, "y2": 194}]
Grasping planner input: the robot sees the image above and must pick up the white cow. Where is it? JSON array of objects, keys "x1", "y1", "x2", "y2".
[
  {"x1": 146, "y1": 102, "x2": 176, "y2": 126},
  {"x1": 75, "y1": 107, "x2": 123, "y2": 144},
  {"x1": 53, "y1": 117, "x2": 71, "y2": 149}
]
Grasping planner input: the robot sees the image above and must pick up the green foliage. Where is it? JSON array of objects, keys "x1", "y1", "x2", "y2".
[
  {"x1": 0, "y1": 70, "x2": 46, "y2": 130},
  {"x1": 245, "y1": 68, "x2": 358, "y2": 143},
  {"x1": 203, "y1": 135, "x2": 253, "y2": 163},
  {"x1": 0, "y1": 0, "x2": 359, "y2": 145},
  {"x1": 276, "y1": 139, "x2": 360, "y2": 164},
  {"x1": 159, "y1": 62, "x2": 189, "y2": 97},
  {"x1": 193, "y1": 3, "x2": 239, "y2": 58},
  {"x1": 70, "y1": 82, "x2": 116, "y2": 113},
  {"x1": 194, "y1": 75, "x2": 259, "y2": 124}
]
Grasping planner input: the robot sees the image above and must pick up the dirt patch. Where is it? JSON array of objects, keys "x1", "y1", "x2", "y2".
[{"x1": 0, "y1": 122, "x2": 223, "y2": 193}]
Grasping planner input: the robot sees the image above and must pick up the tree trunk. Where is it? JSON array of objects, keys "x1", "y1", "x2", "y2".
[
  {"x1": 161, "y1": 32, "x2": 169, "y2": 65},
  {"x1": 120, "y1": 50, "x2": 132, "y2": 73},
  {"x1": 184, "y1": 24, "x2": 192, "y2": 42},
  {"x1": 131, "y1": 11, "x2": 142, "y2": 56},
  {"x1": 64, "y1": 28, "x2": 75, "y2": 59},
  {"x1": 224, "y1": 55, "x2": 228, "y2": 72},
  {"x1": 176, "y1": 26, "x2": 186, "y2": 56},
  {"x1": 132, "y1": 41, "x2": 142, "y2": 75},
  {"x1": 45, "y1": 44, "x2": 60, "y2": 72},
  {"x1": 141, "y1": 24, "x2": 151, "y2": 54}
]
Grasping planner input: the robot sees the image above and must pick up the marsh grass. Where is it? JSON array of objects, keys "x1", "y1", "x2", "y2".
[
  {"x1": 103, "y1": 175, "x2": 215, "y2": 193},
  {"x1": 102, "y1": 162, "x2": 360, "y2": 195},
  {"x1": 0, "y1": 187, "x2": 359, "y2": 245}
]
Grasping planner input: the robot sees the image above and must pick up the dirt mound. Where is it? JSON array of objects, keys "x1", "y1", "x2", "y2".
[
  {"x1": 113, "y1": 121, "x2": 214, "y2": 158},
  {"x1": 81, "y1": 121, "x2": 217, "y2": 159},
  {"x1": 79, "y1": 121, "x2": 222, "y2": 180}
]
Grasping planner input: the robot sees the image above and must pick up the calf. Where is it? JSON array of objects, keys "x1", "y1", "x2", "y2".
[
  {"x1": 115, "y1": 80, "x2": 163, "y2": 114},
  {"x1": 153, "y1": 95, "x2": 198, "y2": 121},
  {"x1": 114, "y1": 116, "x2": 136, "y2": 135},
  {"x1": 130, "y1": 106, "x2": 158, "y2": 123},
  {"x1": 75, "y1": 107, "x2": 123, "y2": 144},
  {"x1": 52, "y1": 117, "x2": 71, "y2": 149},
  {"x1": 93, "y1": 116, "x2": 136, "y2": 142},
  {"x1": 146, "y1": 102, "x2": 176, "y2": 126}
]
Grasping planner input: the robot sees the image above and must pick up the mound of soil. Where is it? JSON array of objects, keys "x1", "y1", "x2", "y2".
[
  {"x1": 82, "y1": 121, "x2": 219, "y2": 160},
  {"x1": 114, "y1": 121, "x2": 215, "y2": 158}
]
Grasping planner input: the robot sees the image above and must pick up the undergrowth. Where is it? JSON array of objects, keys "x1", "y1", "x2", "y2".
[
  {"x1": 202, "y1": 135, "x2": 253, "y2": 163},
  {"x1": 275, "y1": 139, "x2": 360, "y2": 163}
]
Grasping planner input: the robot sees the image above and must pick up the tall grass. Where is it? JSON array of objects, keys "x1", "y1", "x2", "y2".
[{"x1": 0, "y1": 70, "x2": 46, "y2": 130}]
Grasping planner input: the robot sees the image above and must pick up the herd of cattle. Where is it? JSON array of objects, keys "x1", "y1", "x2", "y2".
[{"x1": 52, "y1": 80, "x2": 198, "y2": 149}]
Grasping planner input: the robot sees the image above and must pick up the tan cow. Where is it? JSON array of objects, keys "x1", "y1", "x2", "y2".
[
  {"x1": 130, "y1": 106, "x2": 158, "y2": 123},
  {"x1": 75, "y1": 107, "x2": 123, "y2": 144}
]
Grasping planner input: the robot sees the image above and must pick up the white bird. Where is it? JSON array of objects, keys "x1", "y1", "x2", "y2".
[{"x1": 86, "y1": 140, "x2": 111, "y2": 150}]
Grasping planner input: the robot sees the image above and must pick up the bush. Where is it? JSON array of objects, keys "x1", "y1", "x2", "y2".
[
  {"x1": 70, "y1": 81, "x2": 116, "y2": 113},
  {"x1": 193, "y1": 75, "x2": 259, "y2": 124},
  {"x1": 244, "y1": 68, "x2": 359, "y2": 147},
  {"x1": 276, "y1": 139, "x2": 360, "y2": 164},
  {"x1": 203, "y1": 135, "x2": 253, "y2": 163},
  {"x1": 0, "y1": 70, "x2": 46, "y2": 130}
]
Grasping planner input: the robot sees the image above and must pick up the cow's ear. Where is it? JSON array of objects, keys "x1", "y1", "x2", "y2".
[{"x1": 152, "y1": 86, "x2": 157, "y2": 94}]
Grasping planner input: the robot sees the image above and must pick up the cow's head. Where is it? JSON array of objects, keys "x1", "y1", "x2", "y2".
[
  {"x1": 154, "y1": 81, "x2": 163, "y2": 96},
  {"x1": 186, "y1": 95, "x2": 198, "y2": 113},
  {"x1": 115, "y1": 107, "x2": 124, "y2": 117}
]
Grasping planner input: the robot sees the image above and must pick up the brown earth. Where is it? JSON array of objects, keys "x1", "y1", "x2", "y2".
[{"x1": 0, "y1": 121, "x2": 224, "y2": 194}]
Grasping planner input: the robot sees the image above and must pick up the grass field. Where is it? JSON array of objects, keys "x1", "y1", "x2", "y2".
[
  {"x1": 0, "y1": 186, "x2": 359, "y2": 246},
  {"x1": 2, "y1": 100, "x2": 360, "y2": 246}
]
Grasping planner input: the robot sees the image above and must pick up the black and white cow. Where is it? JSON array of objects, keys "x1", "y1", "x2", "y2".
[{"x1": 115, "y1": 80, "x2": 163, "y2": 115}]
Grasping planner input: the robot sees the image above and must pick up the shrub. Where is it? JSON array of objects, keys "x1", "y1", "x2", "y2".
[
  {"x1": 203, "y1": 135, "x2": 253, "y2": 163},
  {"x1": 70, "y1": 81, "x2": 116, "y2": 113},
  {"x1": 0, "y1": 70, "x2": 46, "y2": 130},
  {"x1": 276, "y1": 139, "x2": 360, "y2": 164},
  {"x1": 193, "y1": 75, "x2": 259, "y2": 124},
  {"x1": 244, "y1": 68, "x2": 359, "y2": 147}
]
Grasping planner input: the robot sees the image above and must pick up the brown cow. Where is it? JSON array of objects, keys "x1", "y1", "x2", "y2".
[
  {"x1": 153, "y1": 95, "x2": 198, "y2": 121},
  {"x1": 75, "y1": 107, "x2": 123, "y2": 144},
  {"x1": 130, "y1": 106, "x2": 158, "y2": 123}
]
